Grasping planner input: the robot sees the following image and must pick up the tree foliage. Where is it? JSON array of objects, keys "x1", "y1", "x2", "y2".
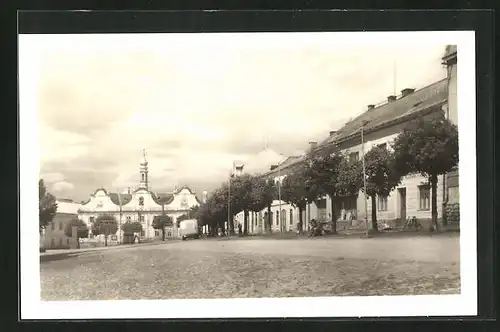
[
  {"x1": 121, "y1": 221, "x2": 143, "y2": 235},
  {"x1": 304, "y1": 152, "x2": 362, "y2": 233},
  {"x1": 280, "y1": 167, "x2": 317, "y2": 232},
  {"x1": 92, "y1": 214, "x2": 118, "y2": 246},
  {"x1": 39, "y1": 179, "x2": 58, "y2": 232},
  {"x1": 64, "y1": 218, "x2": 89, "y2": 248},
  {"x1": 363, "y1": 145, "x2": 402, "y2": 230},
  {"x1": 152, "y1": 215, "x2": 172, "y2": 240},
  {"x1": 392, "y1": 112, "x2": 459, "y2": 230}
]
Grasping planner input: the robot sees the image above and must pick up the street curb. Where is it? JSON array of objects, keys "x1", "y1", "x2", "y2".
[{"x1": 40, "y1": 240, "x2": 179, "y2": 263}]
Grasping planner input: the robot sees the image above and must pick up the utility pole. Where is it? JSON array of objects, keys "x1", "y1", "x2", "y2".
[
  {"x1": 361, "y1": 121, "x2": 369, "y2": 237},
  {"x1": 278, "y1": 163, "x2": 282, "y2": 232},
  {"x1": 227, "y1": 166, "x2": 232, "y2": 236},
  {"x1": 117, "y1": 189, "x2": 122, "y2": 244}
]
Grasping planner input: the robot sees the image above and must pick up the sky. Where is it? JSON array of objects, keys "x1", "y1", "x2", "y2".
[{"x1": 27, "y1": 33, "x2": 448, "y2": 202}]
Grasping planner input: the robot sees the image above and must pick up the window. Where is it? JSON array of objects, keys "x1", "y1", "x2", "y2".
[
  {"x1": 126, "y1": 216, "x2": 131, "y2": 222},
  {"x1": 377, "y1": 195, "x2": 388, "y2": 211},
  {"x1": 140, "y1": 230, "x2": 145, "y2": 237},
  {"x1": 51, "y1": 221, "x2": 55, "y2": 231},
  {"x1": 59, "y1": 221, "x2": 63, "y2": 230},
  {"x1": 142, "y1": 173, "x2": 145, "y2": 181},
  {"x1": 419, "y1": 185, "x2": 431, "y2": 210},
  {"x1": 349, "y1": 152, "x2": 359, "y2": 163},
  {"x1": 89, "y1": 217, "x2": 95, "y2": 224},
  {"x1": 59, "y1": 238, "x2": 63, "y2": 246},
  {"x1": 155, "y1": 230, "x2": 160, "y2": 237},
  {"x1": 139, "y1": 197, "x2": 144, "y2": 206},
  {"x1": 281, "y1": 209, "x2": 286, "y2": 224},
  {"x1": 289, "y1": 209, "x2": 293, "y2": 226},
  {"x1": 51, "y1": 239, "x2": 55, "y2": 248},
  {"x1": 140, "y1": 215, "x2": 145, "y2": 222},
  {"x1": 67, "y1": 239, "x2": 70, "y2": 245},
  {"x1": 276, "y1": 211, "x2": 279, "y2": 225}
]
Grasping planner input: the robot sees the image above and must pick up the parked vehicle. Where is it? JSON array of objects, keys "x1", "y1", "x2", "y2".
[{"x1": 179, "y1": 219, "x2": 200, "y2": 240}]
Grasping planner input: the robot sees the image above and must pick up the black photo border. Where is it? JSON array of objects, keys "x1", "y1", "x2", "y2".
[{"x1": 7, "y1": 7, "x2": 497, "y2": 332}]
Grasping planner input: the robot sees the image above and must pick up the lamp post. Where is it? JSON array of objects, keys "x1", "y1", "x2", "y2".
[
  {"x1": 227, "y1": 166, "x2": 233, "y2": 236},
  {"x1": 117, "y1": 189, "x2": 122, "y2": 244},
  {"x1": 360, "y1": 120, "x2": 369, "y2": 237}
]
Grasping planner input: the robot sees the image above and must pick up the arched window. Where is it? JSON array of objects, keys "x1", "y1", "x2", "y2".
[
  {"x1": 276, "y1": 211, "x2": 279, "y2": 225},
  {"x1": 290, "y1": 209, "x2": 293, "y2": 226},
  {"x1": 281, "y1": 209, "x2": 286, "y2": 224},
  {"x1": 142, "y1": 173, "x2": 145, "y2": 181}
]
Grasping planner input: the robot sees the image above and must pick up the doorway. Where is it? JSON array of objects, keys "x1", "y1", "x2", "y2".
[{"x1": 398, "y1": 188, "x2": 407, "y2": 223}]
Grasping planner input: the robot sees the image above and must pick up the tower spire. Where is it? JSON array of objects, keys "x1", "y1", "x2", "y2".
[{"x1": 139, "y1": 148, "x2": 149, "y2": 189}]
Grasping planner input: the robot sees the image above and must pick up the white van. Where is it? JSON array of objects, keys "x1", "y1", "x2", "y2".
[{"x1": 179, "y1": 219, "x2": 199, "y2": 240}]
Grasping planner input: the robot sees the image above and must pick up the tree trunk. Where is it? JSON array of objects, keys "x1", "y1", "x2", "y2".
[
  {"x1": 298, "y1": 206, "x2": 303, "y2": 234},
  {"x1": 162, "y1": 227, "x2": 165, "y2": 241},
  {"x1": 77, "y1": 236, "x2": 80, "y2": 249},
  {"x1": 243, "y1": 210, "x2": 248, "y2": 235},
  {"x1": 431, "y1": 173, "x2": 439, "y2": 231},
  {"x1": 267, "y1": 204, "x2": 272, "y2": 233},
  {"x1": 104, "y1": 234, "x2": 108, "y2": 247},
  {"x1": 330, "y1": 196, "x2": 337, "y2": 234},
  {"x1": 371, "y1": 195, "x2": 378, "y2": 232}
]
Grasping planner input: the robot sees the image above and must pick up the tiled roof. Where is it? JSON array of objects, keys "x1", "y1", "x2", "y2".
[
  {"x1": 314, "y1": 78, "x2": 448, "y2": 150},
  {"x1": 444, "y1": 45, "x2": 457, "y2": 58},
  {"x1": 261, "y1": 155, "x2": 305, "y2": 177}
]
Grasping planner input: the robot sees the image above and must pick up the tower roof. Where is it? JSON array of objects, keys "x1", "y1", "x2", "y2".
[{"x1": 140, "y1": 148, "x2": 148, "y2": 165}]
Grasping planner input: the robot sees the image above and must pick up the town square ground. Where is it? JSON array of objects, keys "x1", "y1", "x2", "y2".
[{"x1": 40, "y1": 233, "x2": 460, "y2": 300}]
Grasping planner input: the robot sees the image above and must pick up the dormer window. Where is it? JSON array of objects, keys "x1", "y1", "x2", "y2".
[{"x1": 139, "y1": 197, "x2": 144, "y2": 206}]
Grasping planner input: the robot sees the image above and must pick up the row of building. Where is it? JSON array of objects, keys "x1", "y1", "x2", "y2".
[
  {"x1": 234, "y1": 45, "x2": 459, "y2": 234},
  {"x1": 42, "y1": 152, "x2": 205, "y2": 249}
]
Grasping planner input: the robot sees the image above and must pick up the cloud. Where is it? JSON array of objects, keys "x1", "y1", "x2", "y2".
[
  {"x1": 51, "y1": 180, "x2": 75, "y2": 193},
  {"x1": 27, "y1": 33, "x2": 448, "y2": 201}
]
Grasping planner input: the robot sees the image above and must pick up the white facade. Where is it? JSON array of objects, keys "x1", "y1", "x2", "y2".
[{"x1": 78, "y1": 152, "x2": 201, "y2": 241}]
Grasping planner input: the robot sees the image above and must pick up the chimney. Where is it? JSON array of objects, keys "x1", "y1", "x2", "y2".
[
  {"x1": 270, "y1": 165, "x2": 278, "y2": 171},
  {"x1": 367, "y1": 104, "x2": 375, "y2": 110},
  {"x1": 401, "y1": 88, "x2": 415, "y2": 97},
  {"x1": 387, "y1": 95, "x2": 397, "y2": 102},
  {"x1": 329, "y1": 130, "x2": 337, "y2": 137},
  {"x1": 309, "y1": 141, "x2": 318, "y2": 151}
]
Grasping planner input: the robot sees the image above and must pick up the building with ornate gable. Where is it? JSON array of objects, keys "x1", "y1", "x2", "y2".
[{"x1": 78, "y1": 151, "x2": 202, "y2": 241}]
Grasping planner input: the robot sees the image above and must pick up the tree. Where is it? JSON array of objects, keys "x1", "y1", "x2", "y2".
[
  {"x1": 121, "y1": 221, "x2": 143, "y2": 235},
  {"x1": 39, "y1": 179, "x2": 58, "y2": 233},
  {"x1": 248, "y1": 175, "x2": 276, "y2": 234},
  {"x1": 152, "y1": 215, "x2": 173, "y2": 241},
  {"x1": 92, "y1": 214, "x2": 118, "y2": 246},
  {"x1": 64, "y1": 218, "x2": 89, "y2": 249},
  {"x1": 392, "y1": 112, "x2": 459, "y2": 231},
  {"x1": 260, "y1": 179, "x2": 277, "y2": 233},
  {"x1": 363, "y1": 145, "x2": 402, "y2": 231},
  {"x1": 304, "y1": 152, "x2": 362, "y2": 234},
  {"x1": 280, "y1": 168, "x2": 317, "y2": 233},
  {"x1": 230, "y1": 174, "x2": 254, "y2": 235}
]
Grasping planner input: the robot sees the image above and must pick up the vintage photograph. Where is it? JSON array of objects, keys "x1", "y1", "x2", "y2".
[{"x1": 20, "y1": 31, "x2": 476, "y2": 319}]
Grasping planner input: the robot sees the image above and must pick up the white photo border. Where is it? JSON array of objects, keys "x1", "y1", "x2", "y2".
[{"x1": 19, "y1": 31, "x2": 477, "y2": 319}]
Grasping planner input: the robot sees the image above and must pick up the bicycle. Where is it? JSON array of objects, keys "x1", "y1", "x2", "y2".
[{"x1": 403, "y1": 216, "x2": 421, "y2": 230}]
